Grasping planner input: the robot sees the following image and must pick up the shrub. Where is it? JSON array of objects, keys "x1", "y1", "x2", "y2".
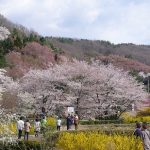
[
  {"x1": 46, "y1": 117, "x2": 56, "y2": 129},
  {"x1": 79, "y1": 119, "x2": 123, "y2": 125},
  {"x1": 0, "y1": 141, "x2": 41, "y2": 150},
  {"x1": 56, "y1": 132, "x2": 143, "y2": 150},
  {"x1": 137, "y1": 108, "x2": 150, "y2": 117},
  {"x1": 122, "y1": 112, "x2": 150, "y2": 123}
]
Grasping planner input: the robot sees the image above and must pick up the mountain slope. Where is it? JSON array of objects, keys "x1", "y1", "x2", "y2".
[
  {"x1": 46, "y1": 37, "x2": 150, "y2": 66},
  {"x1": 0, "y1": 14, "x2": 150, "y2": 77}
]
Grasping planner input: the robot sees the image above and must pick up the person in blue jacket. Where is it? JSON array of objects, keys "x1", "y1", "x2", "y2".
[
  {"x1": 66, "y1": 114, "x2": 72, "y2": 130},
  {"x1": 134, "y1": 122, "x2": 142, "y2": 138}
]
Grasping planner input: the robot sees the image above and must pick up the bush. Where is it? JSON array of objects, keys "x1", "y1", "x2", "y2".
[
  {"x1": 0, "y1": 141, "x2": 41, "y2": 150},
  {"x1": 44, "y1": 128, "x2": 135, "y2": 150},
  {"x1": 79, "y1": 119, "x2": 123, "y2": 125},
  {"x1": 56, "y1": 132, "x2": 142, "y2": 150},
  {"x1": 137, "y1": 108, "x2": 150, "y2": 117},
  {"x1": 122, "y1": 112, "x2": 150, "y2": 123},
  {"x1": 46, "y1": 117, "x2": 56, "y2": 129}
]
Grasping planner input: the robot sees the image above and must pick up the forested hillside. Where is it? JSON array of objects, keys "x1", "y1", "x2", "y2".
[
  {"x1": 46, "y1": 37, "x2": 150, "y2": 65},
  {"x1": 0, "y1": 14, "x2": 150, "y2": 79}
]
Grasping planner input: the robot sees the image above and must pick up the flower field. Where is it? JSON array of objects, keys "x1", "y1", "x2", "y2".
[{"x1": 56, "y1": 132, "x2": 143, "y2": 150}]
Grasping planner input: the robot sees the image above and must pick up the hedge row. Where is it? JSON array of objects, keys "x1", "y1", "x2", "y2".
[
  {"x1": 79, "y1": 119, "x2": 123, "y2": 125},
  {"x1": 0, "y1": 141, "x2": 41, "y2": 150}
]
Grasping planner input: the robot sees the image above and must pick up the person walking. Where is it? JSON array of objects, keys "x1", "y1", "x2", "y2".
[
  {"x1": 74, "y1": 114, "x2": 79, "y2": 130},
  {"x1": 57, "y1": 117, "x2": 62, "y2": 131},
  {"x1": 141, "y1": 122, "x2": 150, "y2": 150},
  {"x1": 41, "y1": 116, "x2": 47, "y2": 134},
  {"x1": 17, "y1": 116, "x2": 24, "y2": 139},
  {"x1": 66, "y1": 114, "x2": 72, "y2": 130},
  {"x1": 24, "y1": 119, "x2": 31, "y2": 140},
  {"x1": 134, "y1": 122, "x2": 142, "y2": 138},
  {"x1": 34, "y1": 118, "x2": 41, "y2": 137}
]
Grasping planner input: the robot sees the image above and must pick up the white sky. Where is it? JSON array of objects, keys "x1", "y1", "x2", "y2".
[{"x1": 0, "y1": 0, "x2": 150, "y2": 44}]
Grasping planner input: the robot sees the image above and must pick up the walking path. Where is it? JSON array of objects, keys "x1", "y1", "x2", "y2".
[{"x1": 18, "y1": 124, "x2": 134, "y2": 141}]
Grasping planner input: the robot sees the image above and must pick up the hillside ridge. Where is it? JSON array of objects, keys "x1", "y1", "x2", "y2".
[{"x1": 0, "y1": 14, "x2": 150, "y2": 78}]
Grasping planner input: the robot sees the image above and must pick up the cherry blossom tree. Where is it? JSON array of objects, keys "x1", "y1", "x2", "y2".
[
  {"x1": 0, "y1": 69, "x2": 19, "y2": 113},
  {"x1": 0, "y1": 69, "x2": 19, "y2": 142},
  {"x1": 18, "y1": 65, "x2": 73, "y2": 115},
  {"x1": 0, "y1": 69, "x2": 18, "y2": 99},
  {"x1": 59, "y1": 60, "x2": 147, "y2": 118},
  {"x1": 1, "y1": 69, "x2": 19, "y2": 89},
  {"x1": 0, "y1": 26, "x2": 10, "y2": 40},
  {"x1": 18, "y1": 60, "x2": 147, "y2": 118},
  {"x1": 82, "y1": 62, "x2": 146, "y2": 118}
]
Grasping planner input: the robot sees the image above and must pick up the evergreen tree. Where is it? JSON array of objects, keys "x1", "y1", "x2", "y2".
[
  {"x1": 0, "y1": 48, "x2": 7, "y2": 67},
  {"x1": 39, "y1": 37, "x2": 46, "y2": 45},
  {"x1": 14, "y1": 35, "x2": 23, "y2": 49}
]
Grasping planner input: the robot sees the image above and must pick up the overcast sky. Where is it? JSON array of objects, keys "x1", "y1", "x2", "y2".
[{"x1": 0, "y1": 0, "x2": 150, "y2": 44}]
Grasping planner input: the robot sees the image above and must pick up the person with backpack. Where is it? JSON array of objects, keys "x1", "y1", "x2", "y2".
[
  {"x1": 24, "y1": 119, "x2": 31, "y2": 140},
  {"x1": 141, "y1": 122, "x2": 150, "y2": 150}
]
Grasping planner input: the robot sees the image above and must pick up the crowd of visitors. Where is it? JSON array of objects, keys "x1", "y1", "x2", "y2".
[
  {"x1": 65, "y1": 114, "x2": 79, "y2": 130},
  {"x1": 16, "y1": 113, "x2": 79, "y2": 140},
  {"x1": 56, "y1": 113, "x2": 79, "y2": 131},
  {"x1": 17, "y1": 116, "x2": 46, "y2": 140}
]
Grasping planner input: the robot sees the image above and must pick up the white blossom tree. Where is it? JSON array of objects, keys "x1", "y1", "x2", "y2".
[
  {"x1": 18, "y1": 60, "x2": 147, "y2": 118},
  {"x1": 0, "y1": 69, "x2": 18, "y2": 99},
  {"x1": 0, "y1": 26, "x2": 10, "y2": 40},
  {"x1": 18, "y1": 65, "x2": 73, "y2": 115},
  {"x1": 80, "y1": 62, "x2": 146, "y2": 118},
  {"x1": 59, "y1": 60, "x2": 147, "y2": 118},
  {"x1": 0, "y1": 69, "x2": 19, "y2": 142}
]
